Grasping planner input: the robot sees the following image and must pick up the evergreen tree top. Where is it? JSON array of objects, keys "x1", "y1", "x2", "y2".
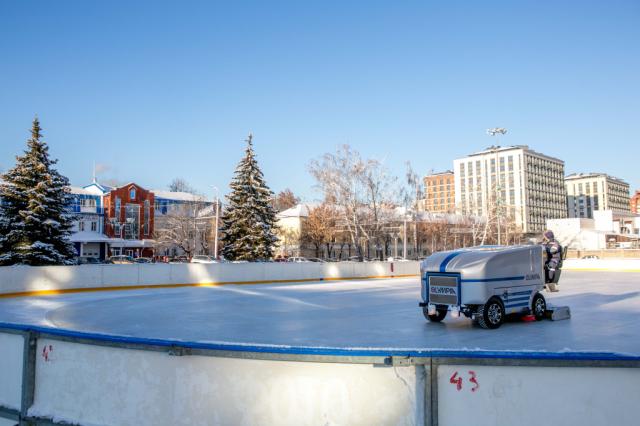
[
  {"x1": 0, "y1": 117, "x2": 76, "y2": 266},
  {"x1": 219, "y1": 133, "x2": 278, "y2": 261}
]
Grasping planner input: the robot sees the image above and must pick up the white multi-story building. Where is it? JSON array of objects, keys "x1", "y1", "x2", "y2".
[
  {"x1": 565, "y1": 173, "x2": 630, "y2": 218},
  {"x1": 454, "y1": 145, "x2": 567, "y2": 235}
]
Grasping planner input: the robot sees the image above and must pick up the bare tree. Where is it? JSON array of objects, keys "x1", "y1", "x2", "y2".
[
  {"x1": 401, "y1": 162, "x2": 423, "y2": 259},
  {"x1": 308, "y1": 145, "x2": 397, "y2": 260},
  {"x1": 168, "y1": 178, "x2": 198, "y2": 195},
  {"x1": 154, "y1": 201, "x2": 212, "y2": 258},
  {"x1": 273, "y1": 188, "x2": 300, "y2": 212},
  {"x1": 301, "y1": 203, "x2": 338, "y2": 258}
]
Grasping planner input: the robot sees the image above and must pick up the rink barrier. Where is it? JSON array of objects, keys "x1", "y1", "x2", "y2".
[
  {"x1": 0, "y1": 273, "x2": 418, "y2": 299},
  {"x1": 562, "y1": 258, "x2": 640, "y2": 272},
  {"x1": 0, "y1": 261, "x2": 420, "y2": 298},
  {"x1": 1, "y1": 323, "x2": 639, "y2": 426}
]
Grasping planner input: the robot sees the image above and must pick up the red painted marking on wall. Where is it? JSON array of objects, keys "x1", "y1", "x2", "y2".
[
  {"x1": 41, "y1": 345, "x2": 53, "y2": 362},
  {"x1": 468, "y1": 370, "x2": 479, "y2": 392},
  {"x1": 450, "y1": 371, "x2": 463, "y2": 391}
]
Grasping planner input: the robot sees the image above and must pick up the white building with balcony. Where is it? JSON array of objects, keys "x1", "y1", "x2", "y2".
[
  {"x1": 454, "y1": 145, "x2": 567, "y2": 235},
  {"x1": 67, "y1": 185, "x2": 109, "y2": 259},
  {"x1": 565, "y1": 173, "x2": 630, "y2": 218}
]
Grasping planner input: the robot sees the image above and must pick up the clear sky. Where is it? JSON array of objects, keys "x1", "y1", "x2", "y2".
[{"x1": 1, "y1": 1, "x2": 638, "y2": 201}]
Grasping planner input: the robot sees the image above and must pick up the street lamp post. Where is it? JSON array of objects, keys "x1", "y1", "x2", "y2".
[
  {"x1": 212, "y1": 186, "x2": 220, "y2": 259},
  {"x1": 486, "y1": 128, "x2": 507, "y2": 245}
]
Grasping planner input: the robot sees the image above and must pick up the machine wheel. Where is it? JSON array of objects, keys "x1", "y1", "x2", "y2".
[
  {"x1": 477, "y1": 297, "x2": 505, "y2": 329},
  {"x1": 532, "y1": 292, "x2": 546, "y2": 321},
  {"x1": 423, "y1": 307, "x2": 447, "y2": 322}
]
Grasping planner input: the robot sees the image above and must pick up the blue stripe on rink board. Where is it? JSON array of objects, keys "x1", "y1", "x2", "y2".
[
  {"x1": 439, "y1": 251, "x2": 464, "y2": 272},
  {"x1": 1, "y1": 321, "x2": 639, "y2": 362},
  {"x1": 461, "y1": 276, "x2": 525, "y2": 282}
]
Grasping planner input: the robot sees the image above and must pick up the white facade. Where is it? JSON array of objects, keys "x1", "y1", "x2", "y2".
[
  {"x1": 547, "y1": 210, "x2": 640, "y2": 250},
  {"x1": 565, "y1": 173, "x2": 630, "y2": 218},
  {"x1": 454, "y1": 145, "x2": 566, "y2": 234}
]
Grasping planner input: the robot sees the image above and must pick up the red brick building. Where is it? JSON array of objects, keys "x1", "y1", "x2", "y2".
[
  {"x1": 632, "y1": 190, "x2": 640, "y2": 214},
  {"x1": 103, "y1": 183, "x2": 155, "y2": 257},
  {"x1": 421, "y1": 171, "x2": 455, "y2": 213}
]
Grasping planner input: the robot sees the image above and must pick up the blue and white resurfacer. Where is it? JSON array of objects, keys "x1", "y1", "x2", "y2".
[{"x1": 419, "y1": 245, "x2": 551, "y2": 329}]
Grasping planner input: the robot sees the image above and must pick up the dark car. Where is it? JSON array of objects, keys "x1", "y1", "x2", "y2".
[{"x1": 76, "y1": 257, "x2": 102, "y2": 265}]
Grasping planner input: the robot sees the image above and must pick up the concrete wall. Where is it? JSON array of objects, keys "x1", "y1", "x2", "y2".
[{"x1": 0, "y1": 261, "x2": 420, "y2": 296}]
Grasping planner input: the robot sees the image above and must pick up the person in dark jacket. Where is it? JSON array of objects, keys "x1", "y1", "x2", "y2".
[{"x1": 542, "y1": 230, "x2": 562, "y2": 285}]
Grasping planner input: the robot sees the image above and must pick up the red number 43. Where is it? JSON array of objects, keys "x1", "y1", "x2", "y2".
[{"x1": 449, "y1": 371, "x2": 479, "y2": 392}]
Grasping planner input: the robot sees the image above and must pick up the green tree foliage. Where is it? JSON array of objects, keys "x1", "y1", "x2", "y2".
[
  {"x1": 0, "y1": 118, "x2": 76, "y2": 265},
  {"x1": 219, "y1": 134, "x2": 278, "y2": 260}
]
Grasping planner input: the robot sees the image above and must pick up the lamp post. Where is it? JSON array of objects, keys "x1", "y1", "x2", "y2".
[
  {"x1": 486, "y1": 128, "x2": 507, "y2": 245},
  {"x1": 212, "y1": 186, "x2": 220, "y2": 259}
]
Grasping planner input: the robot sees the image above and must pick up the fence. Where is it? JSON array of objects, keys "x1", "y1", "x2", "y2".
[{"x1": 566, "y1": 249, "x2": 640, "y2": 259}]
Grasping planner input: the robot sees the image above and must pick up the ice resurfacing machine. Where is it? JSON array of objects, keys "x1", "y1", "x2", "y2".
[{"x1": 419, "y1": 245, "x2": 569, "y2": 329}]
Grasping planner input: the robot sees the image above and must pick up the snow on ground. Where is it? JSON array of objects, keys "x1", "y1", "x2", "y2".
[{"x1": 0, "y1": 271, "x2": 639, "y2": 356}]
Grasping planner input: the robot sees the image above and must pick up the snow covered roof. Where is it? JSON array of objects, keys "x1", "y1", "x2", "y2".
[
  {"x1": 82, "y1": 182, "x2": 111, "y2": 195},
  {"x1": 69, "y1": 231, "x2": 114, "y2": 243},
  {"x1": 277, "y1": 204, "x2": 315, "y2": 219},
  {"x1": 67, "y1": 186, "x2": 95, "y2": 196},
  {"x1": 152, "y1": 190, "x2": 208, "y2": 202}
]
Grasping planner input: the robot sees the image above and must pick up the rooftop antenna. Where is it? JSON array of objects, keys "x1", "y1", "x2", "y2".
[{"x1": 92, "y1": 161, "x2": 97, "y2": 183}]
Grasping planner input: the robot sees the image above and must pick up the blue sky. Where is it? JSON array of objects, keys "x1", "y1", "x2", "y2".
[{"x1": 1, "y1": 1, "x2": 638, "y2": 200}]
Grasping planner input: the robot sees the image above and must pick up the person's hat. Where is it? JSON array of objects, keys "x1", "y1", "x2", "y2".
[{"x1": 543, "y1": 230, "x2": 555, "y2": 240}]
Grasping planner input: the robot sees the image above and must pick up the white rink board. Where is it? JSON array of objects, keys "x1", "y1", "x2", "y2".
[
  {"x1": 0, "y1": 333, "x2": 23, "y2": 410},
  {"x1": 437, "y1": 364, "x2": 640, "y2": 426},
  {"x1": 0, "y1": 261, "x2": 418, "y2": 295},
  {"x1": 29, "y1": 339, "x2": 423, "y2": 426},
  {"x1": 0, "y1": 418, "x2": 18, "y2": 426}
]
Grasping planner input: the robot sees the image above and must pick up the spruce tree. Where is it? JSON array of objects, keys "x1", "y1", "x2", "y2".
[
  {"x1": 0, "y1": 118, "x2": 76, "y2": 265},
  {"x1": 219, "y1": 134, "x2": 278, "y2": 261}
]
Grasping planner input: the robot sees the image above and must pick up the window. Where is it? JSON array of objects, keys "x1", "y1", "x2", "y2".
[
  {"x1": 124, "y1": 204, "x2": 140, "y2": 239},
  {"x1": 115, "y1": 197, "x2": 121, "y2": 217},
  {"x1": 79, "y1": 221, "x2": 85, "y2": 231},
  {"x1": 91, "y1": 222, "x2": 97, "y2": 232},
  {"x1": 129, "y1": 187, "x2": 136, "y2": 200},
  {"x1": 144, "y1": 200, "x2": 150, "y2": 235}
]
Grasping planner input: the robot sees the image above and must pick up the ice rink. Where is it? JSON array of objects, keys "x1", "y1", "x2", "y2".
[{"x1": 1, "y1": 270, "x2": 639, "y2": 358}]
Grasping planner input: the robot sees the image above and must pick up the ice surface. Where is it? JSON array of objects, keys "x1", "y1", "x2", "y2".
[{"x1": 1, "y1": 271, "x2": 639, "y2": 357}]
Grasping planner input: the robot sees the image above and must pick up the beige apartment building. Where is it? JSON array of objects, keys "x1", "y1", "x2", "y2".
[
  {"x1": 565, "y1": 173, "x2": 630, "y2": 218},
  {"x1": 632, "y1": 190, "x2": 640, "y2": 214},
  {"x1": 454, "y1": 145, "x2": 567, "y2": 235},
  {"x1": 421, "y1": 171, "x2": 455, "y2": 213}
]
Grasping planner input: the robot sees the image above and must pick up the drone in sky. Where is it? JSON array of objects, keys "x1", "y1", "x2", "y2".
[{"x1": 486, "y1": 128, "x2": 507, "y2": 136}]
